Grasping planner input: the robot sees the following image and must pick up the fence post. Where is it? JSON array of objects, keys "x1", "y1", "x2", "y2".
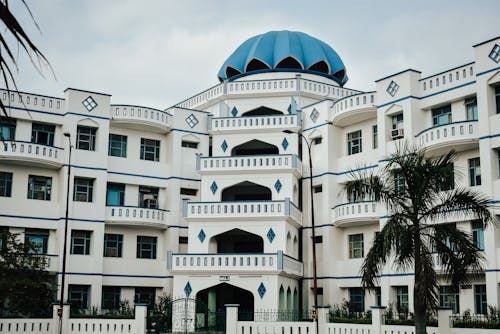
[
  {"x1": 317, "y1": 305, "x2": 330, "y2": 334},
  {"x1": 225, "y1": 304, "x2": 239, "y2": 334},
  {"x1": 135, "y1": 303, "x2": 148, "y2": 334},
  {"x1": 438, "y1": 307, "x2": 453, "y2": 334},
  {"x1": 52, "y1": 302, "x2": 70, "y2": 334},
  {"x1": 370, "y1": 306, "x2": 386, "y2": 334}
]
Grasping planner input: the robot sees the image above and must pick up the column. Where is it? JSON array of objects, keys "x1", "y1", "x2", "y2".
[{"x1": 225, "y1": 304, "x2": 239, "y2": 334}]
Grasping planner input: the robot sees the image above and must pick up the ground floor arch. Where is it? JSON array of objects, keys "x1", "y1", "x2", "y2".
[{"x1": 197, "y1": 283, "x2": 255, "y2": 321}]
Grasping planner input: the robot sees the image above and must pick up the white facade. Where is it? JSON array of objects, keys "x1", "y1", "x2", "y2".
[{"x1": 1, "y1": 32, "x2": 500, "y2": 317}]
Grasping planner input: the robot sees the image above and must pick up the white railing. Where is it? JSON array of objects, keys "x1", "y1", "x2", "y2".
[
  {"x1": 177, "y1": 84, "x2": 225, "y2": 109},
  {"x1": 105, "y1": 206, "x2": 169, "y2": 228},
  {"x1": 1, "y1": 89, "x2": 64, "y2": 114},
  {"x1": 0, "y1": 141, "x2": 63, "y2": 168},
  {"x1": 333, "y1": 201, "x2": 380, "y2": 227},
  {"x1": 238, "y1": 321, "x2": 314, "y2": 334},
  {"x1": 110, "y1": 104, "x2": 171, "y2": 130},
  {"x1": 420, "y1": 62, "x2": 475, "y2": 95},
  {"x1": 199, "y1": 154, "x2": 302, "y2": 174},
  {"x1": 0, "y1": 319, "x2": 52, "y2": 333},
  {"x1": 415, "y1": 120, "x2": 478, "y2": 150},
  {"x1": 184, "y1": 199, "x2": 302, "y2": 225},
  {"x1": 331, "y1": 92, "x2": 376, "y2": 121},
  {"x1": 210, "y1": 114, "x2": 300, "y2": 132},
  {"x1": 67, "y1": 319, "x2": 135, "y2": 333}
]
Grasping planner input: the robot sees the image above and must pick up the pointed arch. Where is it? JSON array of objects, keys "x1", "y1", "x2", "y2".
[
  {"x1": 231, "y1": 139, "x2": 279, "y2": 156},
  {"x1": 276, "y1": 56, "x2": 303, "y2": 70},
  {"x1": 245, "y1": 58, "x2": 270, "y2": 72},
  {"x1": 221, "y1": 181, "x2": 272, "y2": 202},
  {"x1": 308, "y1": 60, "x2": 330, "y2": 74},
  {"x1": 279, "y1": 285, "x2": 286, "y2": 311},
  {"x1": 286, "y1": 287, "x2": 292, "y2": 311},
  {"x1": 241, "y1": 106, "x2": 283, "y2": 117}
]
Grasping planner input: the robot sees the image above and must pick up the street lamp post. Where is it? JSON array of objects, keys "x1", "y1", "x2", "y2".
[{"x1": 59, "y1": 132, "x2": 72, "y2": 334}]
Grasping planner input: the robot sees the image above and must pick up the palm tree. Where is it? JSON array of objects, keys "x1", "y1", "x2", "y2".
[{"x1": 344, "y1": 144, "x2": 495, "y2": 334}]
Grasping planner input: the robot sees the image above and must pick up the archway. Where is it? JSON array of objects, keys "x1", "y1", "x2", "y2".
[
  {"x1": 197, "y1": 283, "x2": 254, "y2": 320},
  {"x1": 279, "y1": 286, "x2": 285, "y2": 311},
  {"x1": 211, "y1": 228, "x2": 264, "y2": 253},
  {"x1": 286, "y1": 287, "x2": 292, "y2": 311},
  {"x1": 241, "y1": 106, "x2": 283, "y2": 117},
  {"x1": 221, "y1": 181, "x2": 272, "y2": 201},
  {"x1": 231, "y1": 139, "x2": 279, "y2": 156}
]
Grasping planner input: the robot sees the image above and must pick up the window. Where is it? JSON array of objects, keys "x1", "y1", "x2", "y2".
[
  {"x1": 102, "y1": 287, "x2": 121, "y2": 310},
  {"x1": 439, "y1": 286, "x2": 459, "y2": 314},
  {"x1": 108, "y1": 134, "x2": 127, "y2": 157},
  {"x1": 77, "y1": 126, "x2": 97, "y2": 151},
  {"x1": 472, "y1": 221, "x2": 485, "y2": 251},
  {"x1": 496, "y1": 86, "x2": 500, "y2": 114},
  {"x1": 391, "y1": 114, "x2": 404, "y2": 140},
  {"x1": 104, "y1": 234, "x2": 123, "y2": 257},
  {"x1": 348, "y1": 234, "x2": 364, "y2": 258},
  {"x1": 137, "y1": 236, "x2": 157, "y2": 259},
  {"x1": 139, "y1": 186, "x2": 159, "y2": 208},
  {"x1": 372, "y1": 125, "x2": 378, "y2": 149},
  {"x1": 465, "y1": 97, "x2": 478, "y2": 121},
  {"x1": 180, "y1": 188, "x2": 197, "y2": 196},
  {"x1": 474, "y1": 285, "x2": 487, "y2": 315},
  {"x1": 71, "y1": 230, "x2": 91, "y2": 255},
  {"x1": 31, "y1": 122, "x2": 55, "y2": 146},
  {"x1": 313, "y1": 236, "x2": 323, "y2": 243},
  {"x1": 374, "y1": 287, "x2": 381, "y2": 307},
  {"x1": 73, "y1": 177, "x2": 94, "y2": 202},
  {"x1": 432, "y1": 105, "x2": 452, "y2": 126},
  {"x1": 313, "y1": 185, "x2": 323, "y2": 193},
  {"x1": 0, "y1": 172, "x2": 12, "y2": 197},
  {"x1": 140, "y1": 138, "x2": 160, "y2": 161},
  {"x1": 347, "y1": 188, "x2": 361, "y2": 203},
  {"x1": 27, "y1": 175, "x2": 52, "y2": 200},
  {"x1": 490, "y1": 44, "x2": 500, "y2": 63},
  {"x1": 0, "y1": 228, "x2": 7, "y2": 250},
  {"x1": 134, "y1": 287, "x2": 156, "y2": 307},
  {"x1": 395, "y1": 286, "x2": 409, "y2": 313},
  {"x1": 347, "y1": 130, "x2": 362, "y2": 155},
  {"x1": 24, "y1": 229, "x2": 49, "y2": 254},
  {"x1": 106, "y1": 183, "x2": 125, "y2": 206},
  {"x1": 181, "y1": 140, "x2": 198, "y2": 149},
  {"x1": 437, "y1": 163, "x2": 454, "y2": 191},
  {"x1": 313, "y1": 137, "x2": 322, "y2": 145},
  {"x1": 68, "y1": 285, "x2": 90, "y2": 310},
  {"x1": 349, "y1": 288, "x2": 365, "y2": 313},
  {"x1": 0, "y1": 118, "x2": 16, "y2": 141},
  {"x1": 179, "y1": 236, "x2": 188, "y2": 244},
  {"x1": 468, "y1": 158, "x2": 481, "y2": 186}
]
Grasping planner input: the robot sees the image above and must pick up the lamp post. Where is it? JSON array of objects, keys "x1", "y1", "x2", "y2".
[{"x1": 59, "y1": 132, "x2": 72, "y2": 334}]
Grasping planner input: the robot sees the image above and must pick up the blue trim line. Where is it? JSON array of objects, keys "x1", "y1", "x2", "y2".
[
  {"x1": 374, "y1": 69, "x2": 422, "y2": 83},
  {"x1": 302, "y1": 122, "x2": 330, "y2": 132},
  {"x1": 107, "y1": 170, "x2": 201, "y2": 182},
  {"x1": 302, "y1": 223, "x2": 334, "y2": 230},
  {"x1": 377, "y1": 96, "x2": 419, "y2": 108},
  {"x1": 65, "y1": 112, "x2": 110, "y2": 120},
  {"x1": 476, "y1": 66, "x2": 500, "y2": 77},
  {"x1": 303, "y1": 272, "x2": 415, "y2": 280},
  {"x1": 302, "y1": 164, "x2": 379, "y2": 180},
  {"x1": 419, "y1": 62, "x2": 475, "y2": 81},
  {"x1": 168, "y1": 225, "x2": 189, "y2": 229},
  {"x1": 420, "y1": 81, "x2": 475, "y2": 99},
  {"x1": 56, "y1": 272, "x2": 173, "y2": 279},
  {"x1": 7, "y1": 105, "x2": 63, "y2": 117},
  {"x1": 172, "y1": 128, "x2": 209, "y2": 136},
  {"x1": 0, "y1": 214, "x2": 104, "y2": 223},
  {"x1": 473, "y1": 36, "x2": 500, "y2": 47},
  {"x1": 479, "y1": 133, "x2": 500, "y2": 140},
  {"x1": 64, "y1": 164, "x2": 107, "y2": 171}
]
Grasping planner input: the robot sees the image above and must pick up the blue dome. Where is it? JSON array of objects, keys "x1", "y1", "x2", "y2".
[{"x1": 217, "y1": 30, "x2": 348, "y2": 86}]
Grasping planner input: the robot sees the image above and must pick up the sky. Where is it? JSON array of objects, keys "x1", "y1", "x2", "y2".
[{"x1": 8, "y1": 0, "x2": 500, "y2": 109}]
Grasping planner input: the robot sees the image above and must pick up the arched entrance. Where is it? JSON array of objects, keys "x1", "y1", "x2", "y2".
[
  {"x1": 231, "y1": 139, "x2": 279, "y2": 156},
  {"x1": 241, "y1": 106, "x2": 283, "y2": 117},
  {"x1": 210, "y1": 228, "x2": 264, "y2": 253},
  {"x1": 197, "y1": 283, "x2": 255, "y2": 321},
  {"x1": 221, "y1": 181, "x2": 272, "y2": 201}
]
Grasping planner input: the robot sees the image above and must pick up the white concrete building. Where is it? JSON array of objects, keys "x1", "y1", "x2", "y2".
[{"x1": 1, "y1": 30, "x2": 500, "y2": 322}]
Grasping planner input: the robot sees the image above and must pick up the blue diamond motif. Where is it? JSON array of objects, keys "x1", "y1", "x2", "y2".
[
  {"x1": 267, "y1": 228, "x2": 276, "y2": 243},
  {"x1": 198, "y1": 229, "x2": 206, "y2": 243},
  {"x1": 274, "y1": 179, "x2": 282, "y2": 193},
  {"x1": 210, "y1": 181, "x2": 218, "y2": 194},
  {"x1": 184, "y1": 282, "x2": 192, "y2": 297},
  {"x1": 221, "y1": 140, "x2": 228, "y2": 152},
  {"x1": 257, "y1": 282, "x2": 266, "y2": 298},
  {"x1": 231, "y1": 106, "x2": 238, "y2": 117},
  {"x1": 281, "y1": 138, "x2": 289, "y2": 151},
  {"x1": 310, "y1": 108, "x2": 319, "y2": 123}
]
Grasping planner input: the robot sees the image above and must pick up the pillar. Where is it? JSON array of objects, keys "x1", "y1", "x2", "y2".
[
  {"x1": 438, "y1": 307, "x2": 453, "y2": 334},
  {"x1": 52, "y1": 302, "x2": 70, "y2": 334},
  {"x1": 317, "y1": 305, "x2": 330, "y2": 334},
  {"x1": 225, "y1": 304, "x2": 239, "y2": 334},
  {"x1": 370, "y1": 306, "x2": 386, "y2": 334},
  {"x1": 134, "y1": 304, "x2": 148, "y2": 334}
]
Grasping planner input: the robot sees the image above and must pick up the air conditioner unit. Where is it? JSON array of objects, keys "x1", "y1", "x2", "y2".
[{"x1": 391, "y1": 128, "x2": 404, "y2": 139}]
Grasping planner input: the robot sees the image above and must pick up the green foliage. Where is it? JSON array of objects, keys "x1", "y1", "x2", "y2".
[{"x1": 329, "y1": 299, "x2": 372, "y2": 324}]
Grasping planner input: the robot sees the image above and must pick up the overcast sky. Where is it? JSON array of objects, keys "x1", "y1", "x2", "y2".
[{"x1": 9, "y1": 0, "x2": 500, "y2": 109}]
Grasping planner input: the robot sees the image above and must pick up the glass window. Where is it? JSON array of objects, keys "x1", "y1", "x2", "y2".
[
  {"x1": 474, "y1": 285, "x2": 487, "y2": 315},
  {"x1": 348, "y1": 234, "x2": 364, "y2": 258},
  {"x1": 137, "y1": 236, "x2": 157, "y2": 259},
  {"x1": 372, "y1": 125, "x2": 378, "y2": 149},
  {"x1": 349, "y1": 288, "x2": 365, "y2": 313},
  {"x1": 439, "y1": 286, "x2": 459, "y2": 314},
  {"x1": 468, "y1": 157, "x2": 481, "y2": 186},
  {"x1": 374, "y1": 287, "x2": 381, "y2": 307},
  {"x1": 31, "y1": 122, "x2": 55, "y2": 146},
  {"x1": 495, "y1": 86, "x2": 500, "y2": 114},
  {"x1": 0, "y1": 172, "x2": 12, "y2": 197},
  {"x1": 104, "y1": 233, "x2": 123, "y2": 257},
  {"x1": 108, "y1": 134, "x2": 127, "y2": 157},
  {"x1": 181, "y1": 141, "x2": 198, "y2": 149},
  {"x1": 102, "y1": 286, "x2": 121, "y2": 310},
  {"x1": 472, "y1": 221, "x2": 485, "y2": 251},
  {"x1": 391, "y1": 114, "x2": 404, "y2": 140},
  {"x1": 134, "y1": 287, "x2": 156, "y2": 307},
  {"x1": 139, "y1": 186, "x2": 159, "y2": 208},
  {"x1": 27, "y1": 175, "x2": 52, "y2": 200},
  {"x1": 438, "y1": 163, "x2": 454, "y2": 191},
  {"x1": 24, "y1": 229, "x2": 49, "y2": 254},
  {"x1": 313, "y1": 137, "x2": 322, "y2": 145},
  {"x1": 76, "y1": 126, "x2": 97, "y2": 151},
  {"x1": 313, "y1": 185, "x2": 323, "y2": 193},
  {"x1": 180, "y1": 188, "x2": 197, "y2": 196},
  {"x1": 395, "y1": 286, "x2": 409, "y2": 313},
  {"x1": 0, "y1": 118, "x2": 16, "y2": 141},
  {"x1": 347, "y1": 130, "x2": 362, "y2": 155},
  {"x1": 432, "y1": 105, "x2": 452, "y2": 126},
  {"x1": 106, "y1": 183, "x2": 125, "y2": 206},
  {"x1": 465, "y1": 97, "x2": 478, "y2": 121},
  {"x1": 73, "y1": 177, "x2": 94, "y2": 202},
  {"x1": 140, "y1": 138, "x2": 160, "y2": 161},
  {"x1": 68, "y1": 285, "x2": 90, "y2": 310},
  {"x1": 71, "y1": 230, "x2": 91, "y2": 255}
]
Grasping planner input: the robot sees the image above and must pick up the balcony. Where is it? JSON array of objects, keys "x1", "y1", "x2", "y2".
[
  {"x1": 184, "y1": 199, "x2": 302, "y2": 226},
  {"x1": 209, "y1": 114, "x2": 301, "y2": 134},
  {"x1": 332, "y1": 201, "x2": 380, "y2": 228},
  {"x1": 110, "y1": 104, "x2": 172, "y2": 133},
  {"x1": 168, "y1": 251, "x2": 303, "y2": 277},
  {"x1": 0, "y1": 141, "x2": 63, "y2": 168},
  {"x1": 105, "y1": 206, "x2": 169, "y2": 229},
  {"x1": 415, "y1": 120, "x2": 478, "y2": 154},
  {"x1": 331, "y1": 92, "x2": 377, "y2": 127},
  {"x1": 198, "y1": 154, "x2": 302, "y2": 176}
]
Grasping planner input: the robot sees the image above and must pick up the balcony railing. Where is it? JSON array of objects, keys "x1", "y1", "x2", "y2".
[
  {"x1": 184, "y1": 199, "x2": 302, "y2": 225},
  {"x1": 209, "y1": 114, "x2": 301, "y2": 133},
  {"x1": 105, "y1": 205, "x2": 169, "y2": 228},
  {"x1": 331, "y1": 92, "x2": 377, "y2": 126},
  {"x1": 110, "y1": 104, "x2": 172, "y2": 132},
  {"x1": 198, "y1": 154, "x2": 302, "y2": 174},
  {"x1": 168, "y1": 251, "x2": 303, "y2": 277},
  {"x1": 333, "y1": 201, "x2": 380, "y2": 227},
  {"x1": 415, "y1": 120, "x2": 478, "y2": 151},
  {"x1": 0, "y1": 140, "x2": 63, "y2": 168}
]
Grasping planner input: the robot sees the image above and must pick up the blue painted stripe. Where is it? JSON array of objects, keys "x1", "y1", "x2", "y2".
[
  {"x1": 377, "y1": 96, "x2": 419, "y2": 108},
  {"x1": 57, "y1": 272, "x2": 173, "y2": 279},
  {"x1": 303, "y1": 272, "x2": 416, "y2": 280},
  {"x1": 168, "y1": 225, "x2": 189, "y2": 229},
  {"x1": 107, "y1": 170, "x2": 201, "y2": 182},
  {"x1": 65, "y1": 112, "x2": 109, "y2": 120},
  {"x1": 0, "y1": 214, "x2": 104, "y2": 223},
  {"x1": 302, "y1": 164, "x2": 379, "y2": 180},
  {"x1": 64, "y1": 164, "x2": 107, "y2": 171},
  {"x1": 420, "y1": 81, "x2": 476, "y2": 99},
  {"x1": 476, "y1": 66, "x2": 500, "y2": 77},
  {"x1": 302, "y1": 122, "x2": 331, "y2": 132},
  {"x1": 172, "y1": 128, "x2": 209, "y2": 136},
  {"x1": 479, "y1": 133, "x2": 500, "y2": 140},
  {"x1": 302, "y1": 223, "x2": 334, "y2": 230}
]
